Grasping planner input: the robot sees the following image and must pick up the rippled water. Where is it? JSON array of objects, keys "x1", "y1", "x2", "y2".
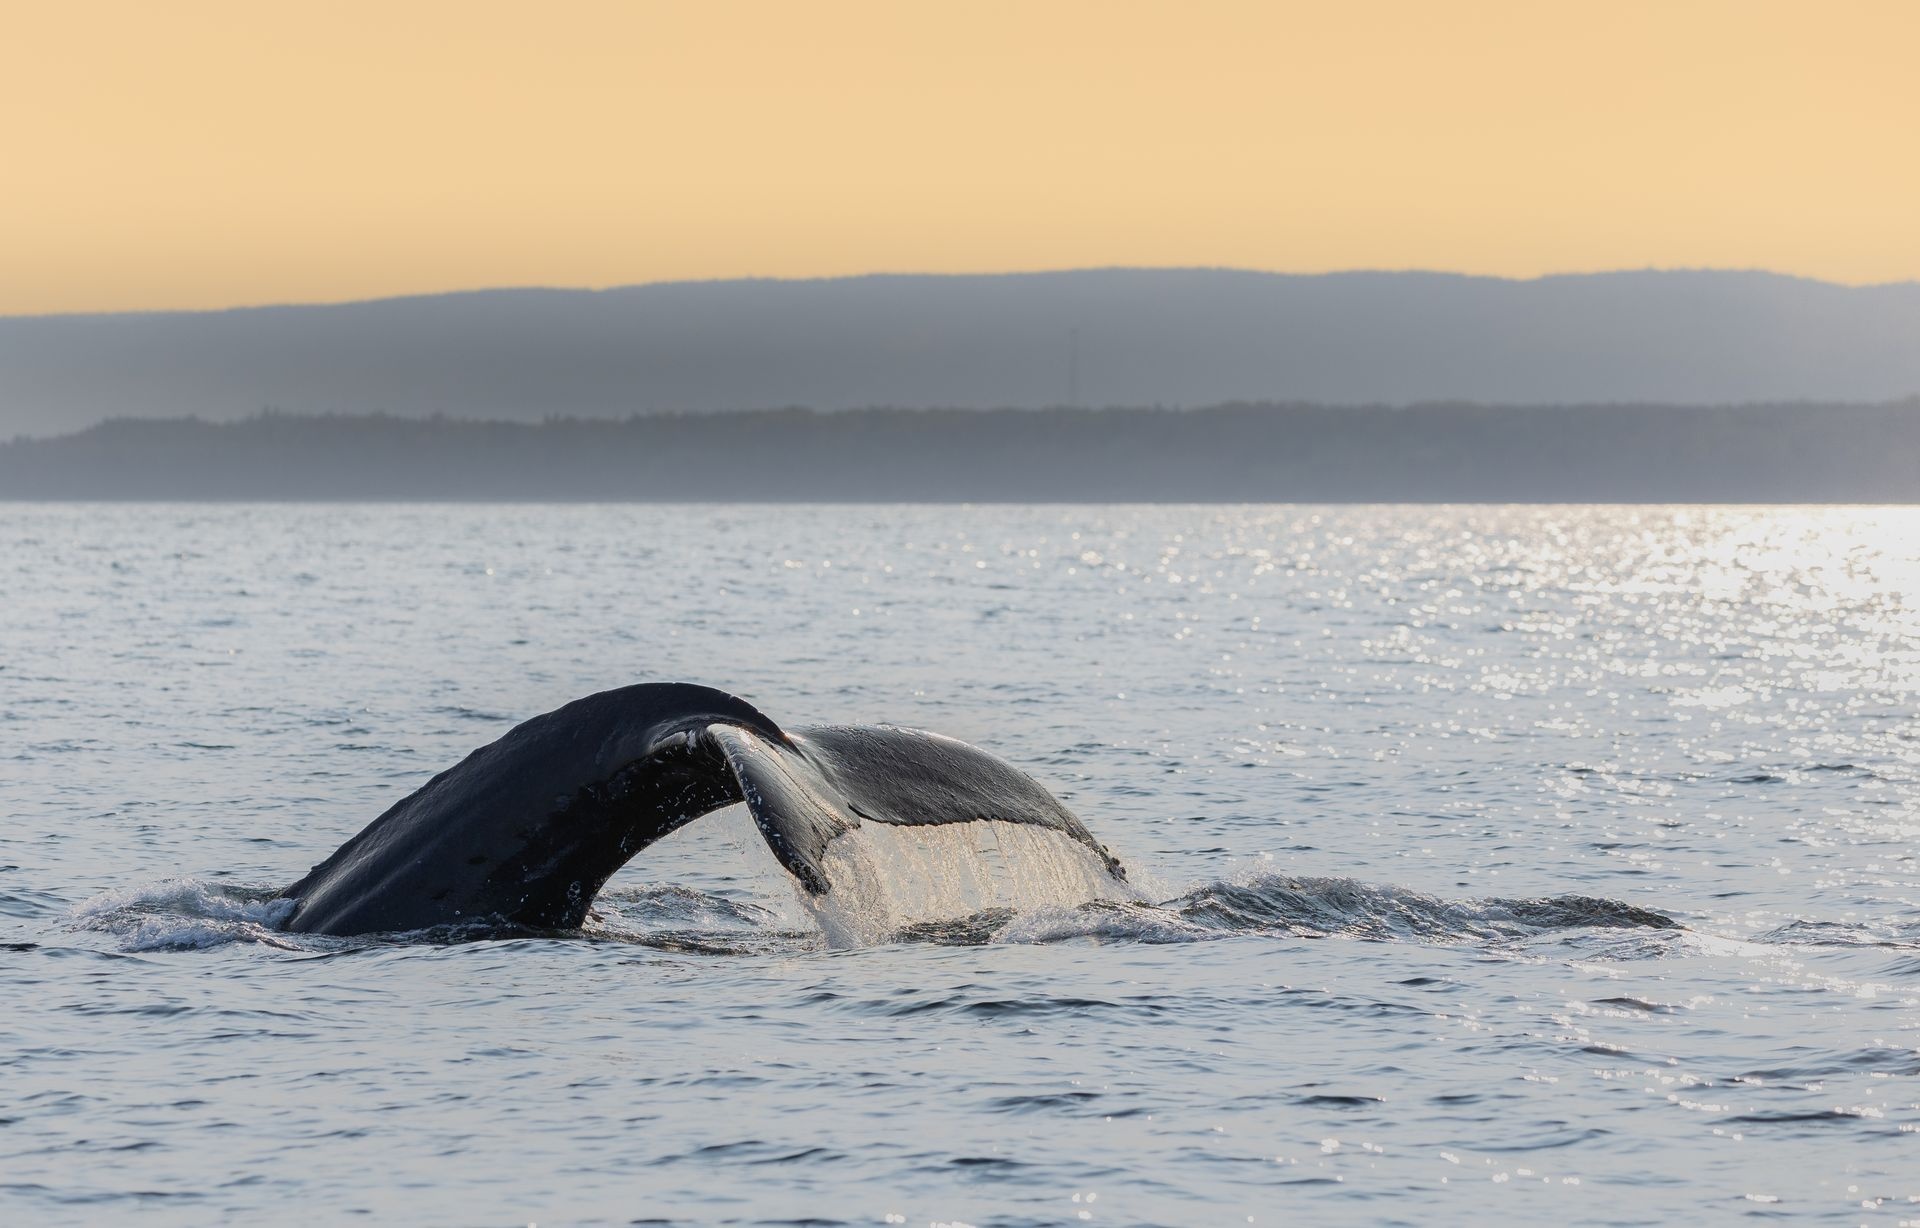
[{"x1": 5, "y1": 504, "x2": 1920, "y2": 1225}]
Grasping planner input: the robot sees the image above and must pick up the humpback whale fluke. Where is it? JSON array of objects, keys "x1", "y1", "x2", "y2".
[{"x1": 278, "y1": 683, "x2": 1124, "y2": 937}]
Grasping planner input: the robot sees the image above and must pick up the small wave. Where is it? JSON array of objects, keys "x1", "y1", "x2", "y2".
[
  {"x1": 909, "y1": 873, "x2": 1678, "y2": 948},
  {"x1": 594, "y1": 884, "x2": 780, "y2": 930},
  {"x1": 1166, "y1": 873, "x2": 1674, "y2": 942},
  {"x1": 585, "y1": 885, "x2": 811, "y2": 955},
  {"x1": 429, "y1": 705, "x2": 514, "y2": 723},
  {"x1": 989, "y1": 900, "x2": 1214, "y2": 945},
  {"x1": 1755, "y1": 917, "x2": 1920, "y2": 950},
  {"x1": 1, "y1": 885, "x2": 73, "y2": 920}
]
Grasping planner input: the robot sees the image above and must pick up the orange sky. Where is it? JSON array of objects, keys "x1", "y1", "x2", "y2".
[{"x1": 5, "y1": 0, "x2": 1918, "y2": 314}]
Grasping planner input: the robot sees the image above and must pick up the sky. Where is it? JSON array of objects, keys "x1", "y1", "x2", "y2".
[{"x1": 5, "y1": 0, "x2": 1918, "y2": 315}]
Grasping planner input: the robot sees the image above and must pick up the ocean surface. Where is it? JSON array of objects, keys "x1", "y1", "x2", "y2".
[{"x1": 4, "y1": 503, "x2": 1919, "y2": 1226}]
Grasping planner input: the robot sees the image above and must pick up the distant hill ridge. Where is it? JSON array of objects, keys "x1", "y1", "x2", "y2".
[
  {"x1": 5, "y1": 268, "x2": 1920, "y2": 439},
  {"x1": 6, "y1": 402, "x2": 1917, "y2": 502}
]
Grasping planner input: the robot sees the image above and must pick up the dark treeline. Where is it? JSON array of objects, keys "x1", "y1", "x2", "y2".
[
  {"x1": 3, "y1": 401, "x2": 1918, "y2": 502},
  {"x1": 11, "y1": 270, "x2": 1920, "y2": 440}
]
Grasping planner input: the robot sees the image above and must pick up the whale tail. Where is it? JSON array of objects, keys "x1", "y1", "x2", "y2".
[
  {"x1": 279, "y1": 683, "x2": 1124, "y2": 937},
  {"x1": 712, "y1": 722, "x2": 1125, "y2": 896}
]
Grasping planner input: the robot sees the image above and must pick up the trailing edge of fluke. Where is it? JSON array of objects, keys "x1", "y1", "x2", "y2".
[{"x1": 277, "y1": 682, "x2": 1125, "y2": 937}]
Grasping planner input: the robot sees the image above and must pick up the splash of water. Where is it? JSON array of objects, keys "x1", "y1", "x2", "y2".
[{"x1": 71, "y1": 878, "x2": 299, "y2": 951}]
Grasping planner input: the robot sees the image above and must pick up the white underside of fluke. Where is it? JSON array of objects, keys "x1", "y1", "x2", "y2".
[{"x1": 801, "y1": 819, "x2": 1140, "y2": 948}]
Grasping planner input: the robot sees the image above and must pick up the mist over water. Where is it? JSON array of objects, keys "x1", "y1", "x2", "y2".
[{"x1": 5, "y1": 503, "x2": 1920, "y2": 1224}]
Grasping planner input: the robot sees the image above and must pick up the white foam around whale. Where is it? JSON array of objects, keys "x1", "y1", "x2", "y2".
[{"x1": 71, "y1": 878, "x2": 299, "y2": 951}]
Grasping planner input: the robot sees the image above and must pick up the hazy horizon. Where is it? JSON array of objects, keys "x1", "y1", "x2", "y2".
[
  {"x1": 8, "y1": 267, "x2": 1920, "y2": 441},
  {"x1": 10, "y1": 400, "x2": 1917, "y2": 504},
  {"x1": 8, "y1": 262, "x2": 1919, "y2": 322}
]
